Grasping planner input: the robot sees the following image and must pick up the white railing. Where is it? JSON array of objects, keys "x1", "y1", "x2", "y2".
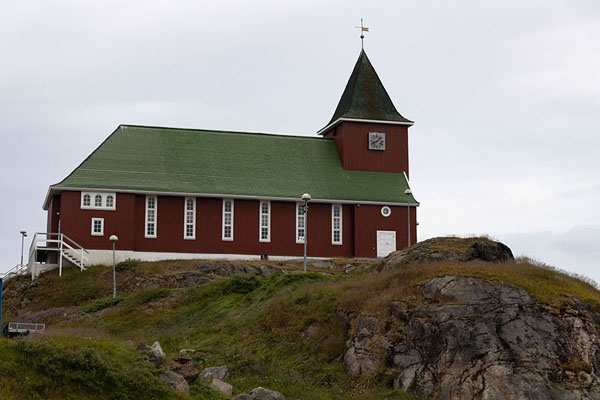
[
  {"x1": 1, "y1": 264, "x2": 28, "y2": 281},
  {"x1": 8, "y1": 322, "x2": 45, "y2": 334},
  {"x1": 28, "y1": 232, "x2": 89, "y2": 278}
]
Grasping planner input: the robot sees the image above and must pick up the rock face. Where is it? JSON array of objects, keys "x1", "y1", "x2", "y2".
[
  {"x1": 343, "y1": 276, "x2": 600, "y2": 399},
  {"x1": 379, "y1": 237, "x2": 514, "y2": 270}
]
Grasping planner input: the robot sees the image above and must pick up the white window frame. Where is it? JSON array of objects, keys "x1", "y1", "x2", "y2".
[
  {"x1": 81, "y1": 192, "x2": 116, "y2": 210},
  {"x1": 91, "y1": 218, "x2": 104, "y2": 236},
  {"x1": 222, "y1": 199, "x2": 234, "y2": 241},
  {"x1": 259, "y1": 201, "x2": 271, "y2": 243},
  {"x1": 145, "y1": 195, "x2": 157, "y2": 239},
  {"x1": 296, "y1": 202, "x2": 306, "y2": 244},
  {"x1": 184, "y1": 197, "x2": 196, "y2": 240},
  {"x1": 331, "y1": 204, "x2": 342, "y2": 245}
]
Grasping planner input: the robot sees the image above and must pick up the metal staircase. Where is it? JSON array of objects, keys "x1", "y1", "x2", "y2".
[{"x1": 27, "y1": 233, "x2": 89, "y2": 279}]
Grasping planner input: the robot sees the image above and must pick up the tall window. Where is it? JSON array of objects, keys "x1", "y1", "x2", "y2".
[
  {"x1": 94, "y1": 195, "x2": 102, "y2": 207},
  {"x1": 259, "y1": 201, "x2": 270, "y2": 242},
  {"x1": 296, "y1": 203, "x2": 305, "y2": 243},
  {"x1": 222, "y1": 199, "x2": 233, "y2": 241},
  {"x1": 145, "y1": 196, "x2": 157, "y2": 238},
  {"x1": 184, "y1": 197, "x2": 196, "y2": 239},
  {"x1": 332, "y1": 204, "x2": 342, "y2": 245}
]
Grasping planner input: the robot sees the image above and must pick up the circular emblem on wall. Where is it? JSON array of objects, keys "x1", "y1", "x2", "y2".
[{"x1": 381, "y1": 206, "x2": 391, "y2": 217}]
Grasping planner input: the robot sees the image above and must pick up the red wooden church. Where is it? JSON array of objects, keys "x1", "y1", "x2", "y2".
[{"x1": 35, "y1": 50, "x2": 418, "y2": 271}]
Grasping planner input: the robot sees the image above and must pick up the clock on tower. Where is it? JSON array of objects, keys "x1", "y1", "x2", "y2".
[{"x1": 368, "y1": 132, "x2": 386, "y2": 150}]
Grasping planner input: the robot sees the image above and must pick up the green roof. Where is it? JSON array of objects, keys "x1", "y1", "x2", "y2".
[
  {"x1": 324, "y1": 50, "x2": 412, "y2": 128},
  {"x1": 48, "y1": 125, "x2": 417, "y2": 206}
]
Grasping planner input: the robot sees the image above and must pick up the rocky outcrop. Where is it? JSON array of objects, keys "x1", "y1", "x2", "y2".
[
  {"x1": 343, "y1": 276, "x2": 600, "y2": 399},
  {"x1": 379, "y1": 237, "x2": 514, "y2": 270},
  {"x1": 170, "y1": 355, "x2": 199, "y2": 383}
]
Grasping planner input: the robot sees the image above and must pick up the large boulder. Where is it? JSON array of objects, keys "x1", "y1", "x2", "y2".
[
  {"x1": 343, "y1": 276, "x2": 600, "y2": 399},
  {"x1": 159, "y1": 370, "x2": 190, "y2": 395},
  {"x1": 211, "y1": 378, "x2": 233, "y2": 395},
  {"x1": 136, "y1": 341, "x2": 166, "y2": 367},
  {"x1": 378, "y1": 236, "x2": 514, "y2": 270},
  {"x1": 199, "y1": 365, "x2": 229, "y2": 381},
  {"x1": 249, "y1": 387, "x2": 286, "y2": 400}
]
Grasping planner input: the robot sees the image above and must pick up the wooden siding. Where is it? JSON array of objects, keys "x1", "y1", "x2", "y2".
[
  {"x1": 354, "y1": 204, "x2": 417, "y2": 258},
  {"x1": 46, "y1": 195, "x2": 60, "y2": 234},
  {"x1": 58, "y1": 191, "x2": 356, "y2": 258},
  {"x1": 324, "y1": 121, "x2": 409, "y2": 177}
]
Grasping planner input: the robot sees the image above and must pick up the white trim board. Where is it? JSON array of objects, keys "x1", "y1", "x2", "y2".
[
  {"x1": 317, "y1": 117, "x2": 414, "y2": 135},
  {"x1": 44, "y1": 186, "x2": 420, "y2": 210}
]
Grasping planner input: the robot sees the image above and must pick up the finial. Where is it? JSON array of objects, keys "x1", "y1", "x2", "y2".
[{"x1": 355, "y1": 18, "x2": 369, "y2": 49}]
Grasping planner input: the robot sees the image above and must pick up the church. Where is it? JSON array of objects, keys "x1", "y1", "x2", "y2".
[{"x1": 38, "y1": 49, "x2": 418, "y2": 268}]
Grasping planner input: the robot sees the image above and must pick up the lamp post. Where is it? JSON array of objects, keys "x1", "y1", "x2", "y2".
[
  {"x1": 19, "y1": 229, "x2": 27, "y2": 268},
  {"x1": 404, "y1": 189, "x2": 412, "y2": 247},
  {"x1": 301, "y1": 193, "x2": 311, "y2": 273},
  {"x1": 109, "y1": 235, "x2": 118, "y2": 298}
]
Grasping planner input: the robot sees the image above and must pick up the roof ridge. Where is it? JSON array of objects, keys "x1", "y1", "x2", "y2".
[{"x1": 119, "y1": 124, "x2": 324, "y2": 141}]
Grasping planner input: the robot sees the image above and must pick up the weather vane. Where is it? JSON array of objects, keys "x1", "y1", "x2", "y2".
[{"x1": 355, "y1": 18, "x2": 369, "y2": 49}]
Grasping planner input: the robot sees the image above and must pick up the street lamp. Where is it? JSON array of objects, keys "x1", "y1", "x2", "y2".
[
  {"x1": 301, "y1": 193, "x2": 311, "y2": 273},
  {"x1": 19, "y1": 229, "x2": 27, "y2": 268},
  {"x1": 404, "y1": 189, "x2": 412, "y2": 247},
  {"x1": 109, "y1": 235, "x2": 118, "y2": 298}
]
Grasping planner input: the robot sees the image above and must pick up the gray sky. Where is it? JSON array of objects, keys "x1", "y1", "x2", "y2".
[{"x1": 1, "y1": 1, "x2": 599, "y2": 282}]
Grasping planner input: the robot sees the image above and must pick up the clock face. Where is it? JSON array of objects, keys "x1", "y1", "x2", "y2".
[{"x1": 368, "y1": 132, "x2": 386, "y2": 150}]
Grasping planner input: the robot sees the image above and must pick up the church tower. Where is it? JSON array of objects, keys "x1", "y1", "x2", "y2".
[{"x1": 318, "y1": 50, "x2": 413, "y2": 178}]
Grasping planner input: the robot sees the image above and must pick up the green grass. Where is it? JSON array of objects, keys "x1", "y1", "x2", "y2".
[{"x1": 1, "y1": 256, "x2": 599, "y2": 400}]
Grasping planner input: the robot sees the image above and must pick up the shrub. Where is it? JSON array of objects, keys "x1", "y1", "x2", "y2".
[
  {"x1": 115, "y1": 259, "x2": 140, "y2": 272},
  {"x1": 221, "y1": 275, "x2": 262, "y2": 295}
]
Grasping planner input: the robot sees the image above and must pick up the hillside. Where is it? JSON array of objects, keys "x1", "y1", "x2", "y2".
[{"x1": 1, "y1": 237, "x2": 600, "y2": 399}]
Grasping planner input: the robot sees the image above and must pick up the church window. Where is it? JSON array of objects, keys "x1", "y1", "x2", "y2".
[
  {"x1": 259, "y1": 201, "x2": 270, "y2": 242},
  {"x1": 184, "y1": 197, "x2": 196, "y2": 239},
  {"x1": 145, "y1": 196, "x2": 157, "y2": 238},
  {"x1": 332, "y1": 204, "x2": 342, "y2": 245},
  {"x1": 91, "y1": 218, "x2": 104, "y2": 236},
  {"x1": 83, "y1": 194, "x2": 91, "y2": 207},
  {"x1": 222, "y1": 199, "x2": 233, "y2": 241},
  {"x1": 296, "y1": 203, "x2": 306, "y2": 243}
]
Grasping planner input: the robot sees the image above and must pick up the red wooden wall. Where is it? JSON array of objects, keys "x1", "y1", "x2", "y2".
[
  {"x1": 353, "y1": 204, "x2": 416, "y2": 258},
  {"x1": 57, "y1": 191, "x2": 357, "y2": 258},
  {"x1": 323, "y1": 121, "x2": 410, "y2": 178}
]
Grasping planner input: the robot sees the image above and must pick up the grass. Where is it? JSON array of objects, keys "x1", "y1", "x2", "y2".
[{"x1": 1, "y1": 255, "x2": 599, "y2": 400}]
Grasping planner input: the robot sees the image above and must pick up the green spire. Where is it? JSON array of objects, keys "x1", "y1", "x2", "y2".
[{"x1": 320, "y1": 50, "x2": 412, "y2": 133}]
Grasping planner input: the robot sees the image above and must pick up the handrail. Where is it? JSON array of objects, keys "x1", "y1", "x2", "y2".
[
  {"x1": 61, "y1": 233, "x2": 89, "y2": 254},
  {"x1": 27, "y1": 232, "x2": 89, "y2": 278}
]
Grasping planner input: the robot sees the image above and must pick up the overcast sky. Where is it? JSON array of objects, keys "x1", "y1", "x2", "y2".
[{"x1": 1, "y1": 1, "x2": 599, "y2": 282}]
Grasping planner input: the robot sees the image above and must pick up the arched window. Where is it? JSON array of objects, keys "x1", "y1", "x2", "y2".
[
  {"x1": 83, "y1": 194, "x2": 91, "y2": 207},
  {"x1": 95, "y1": 195, "x2": 102, "y2": 207},
  {"x1": 106, "y1": 195, "x2": 114, "y2": 208}
]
